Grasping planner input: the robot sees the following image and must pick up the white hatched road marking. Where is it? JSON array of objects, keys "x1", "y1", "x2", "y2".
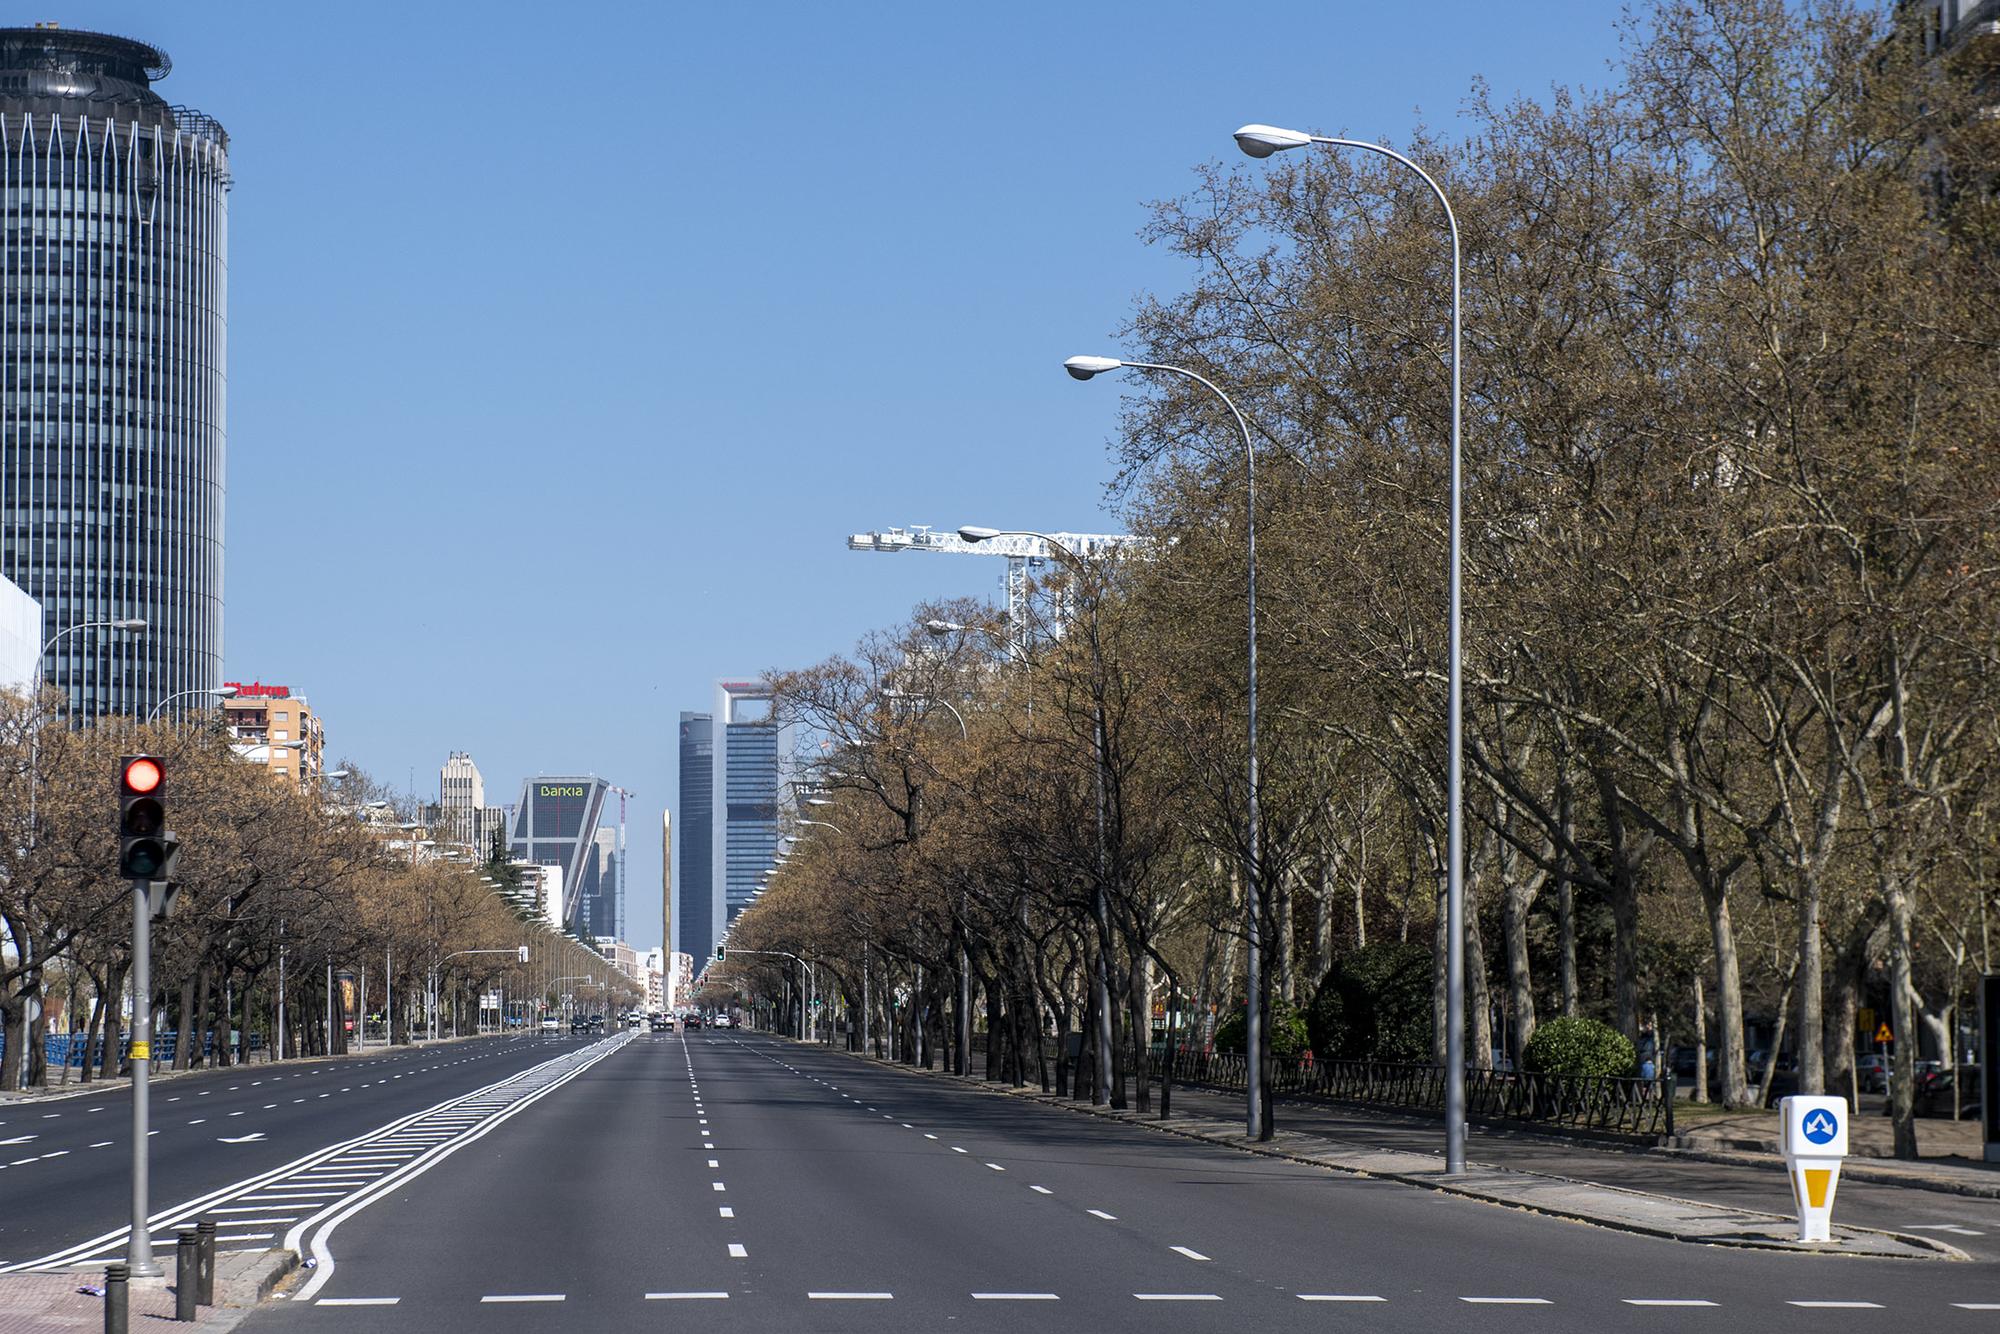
[{"x1": 5, "y1": 1033, "x2": 634, "y2": 1281}]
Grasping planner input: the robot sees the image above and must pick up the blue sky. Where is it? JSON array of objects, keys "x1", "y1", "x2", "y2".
[{"x1": 58, "y1": 1, "x2": 1626, "y2": 952}]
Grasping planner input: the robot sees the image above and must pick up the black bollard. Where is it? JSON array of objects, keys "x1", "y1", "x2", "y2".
[
  {"x1": 175, "y1": 1229, "x2": 198, "y2": 1321},
  {"x1": 104, "y1": 1262, "x2": 128, "y2": 1334},
  {"x1": 195, "y1": 1219, "x2": 216, "y2": 1303}
]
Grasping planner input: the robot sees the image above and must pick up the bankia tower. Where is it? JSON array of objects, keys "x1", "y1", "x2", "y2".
[{"x1": 0, "y1": 26, "x2": 227, "y2": 718}]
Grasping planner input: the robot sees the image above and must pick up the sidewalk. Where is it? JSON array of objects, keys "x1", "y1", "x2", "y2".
[
  {"x1": 829, "y1": 1040, "x2": 1968, "y2": 1260},
  {"x1": 0, "y1": 1249, "x2": 293, "y2": 1334}
]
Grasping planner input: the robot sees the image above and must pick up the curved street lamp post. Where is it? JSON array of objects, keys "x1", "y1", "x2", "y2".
[{"x1": 1234, "y1": 122, "x2": 1466, "y2": 1173}]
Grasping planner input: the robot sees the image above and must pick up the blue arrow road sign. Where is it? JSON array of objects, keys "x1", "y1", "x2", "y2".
[{"x1": 1802, "y1": 1108, "x2": 1839, "y2": 1145}]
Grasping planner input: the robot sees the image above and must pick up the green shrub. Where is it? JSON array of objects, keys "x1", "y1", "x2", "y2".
[
  {"x1": 1211, "y1": 998, "x2": 1310, "y2": 1059},
  {"x1": 1521, "y1": 1015, "x2": 1637, "y2": 1078},
  {"x1": 1306, "y1": 940, "x2": 1433, "y2": 1063}
]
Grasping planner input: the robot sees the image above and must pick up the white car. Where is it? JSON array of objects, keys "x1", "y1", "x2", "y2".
[
  {"x1": 710, "y1": 1014, "x2": 731, "y2": 1029},
  {"x1": 538, "y1": 1018, "x2": 559, "y2": 1034}
]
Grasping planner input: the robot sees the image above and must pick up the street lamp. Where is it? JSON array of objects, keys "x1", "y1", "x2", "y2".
[
  {"x1": 144, "y1": 683, "x2": 236, "y2": 725},
  {"x1": 879, "y1": 686, "x2": 968, "y2": 739},
  {"x1": 1234, "y1": 120, "x2": 1467, "y2": 1173},
  {"x1": 1064, "y1": 352, "x2": 1267, "y2": 1141}
]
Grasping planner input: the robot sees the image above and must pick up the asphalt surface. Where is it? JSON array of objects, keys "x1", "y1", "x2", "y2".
[
  {"x1": 0, "y1": 1033, "x2": 592, "y2": 1267},
  {"x1": 228, "y1": 1031, "x2": 2000, "y2": 1332}
]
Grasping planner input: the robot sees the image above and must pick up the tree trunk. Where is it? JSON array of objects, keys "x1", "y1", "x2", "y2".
[
  {"x1": 1693, "y1": 973, "x2": 1709, "y2": 1103},
  {"x1": 1503, "y1": 876, "x2": 1538, "y2": 1063}
]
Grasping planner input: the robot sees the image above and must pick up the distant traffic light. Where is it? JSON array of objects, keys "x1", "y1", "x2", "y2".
[
  {"x1": 715, "y1": 945, "x2": 726, "y2": 961},
  {"x1": 518, "y1": 945, "x2": 530, "y2": 963},
  {"x1": 119, "y1": 755, "x2": 169, "y2": 880}
]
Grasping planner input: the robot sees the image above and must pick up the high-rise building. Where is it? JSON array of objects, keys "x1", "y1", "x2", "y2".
[
  {"x1": 581, "y1": 826, "x2": 620, "y2": 940},
  {"x1": 435, "y1": 751, "x2": 508, "y2": 856},
  {"x1": 1, "y1": 572, "x2": 40, "y2": 692},
  {"x1": 508, "y1": 775, "x2": 610, "y2": 934},
  {"x1": 714, "y1": 679, "x2": 791, "y2": 936},
  {"x1": 0, "y1": 27, "x2": 229, "y2": 720},
  {"x1": 676, "y1": 713, "x2": 713, "y2": 961},
  {"x1": 221, "y1": 681, "x2": 326, "y2": 788},
  {"x1": 659, "y1": 809, "x2": 672, "y2": 968}
]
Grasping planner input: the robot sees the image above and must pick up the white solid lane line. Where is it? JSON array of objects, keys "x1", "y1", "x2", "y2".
[{"x1": 1170, "y1": 1246, "x2": 1210, "y2": 1261}]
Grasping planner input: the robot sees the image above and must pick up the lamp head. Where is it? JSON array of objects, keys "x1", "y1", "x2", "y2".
[
  {"x1": 113, "y1": 618, "x2": 148, "y2": 632},
  {"x1": 925, "y1": 619, "x2": 965, "y2": 636},
  {"x1": 957, "y1": 525, "x2": 1000, "y2": 542},
  {"x1": 213, "y1": 685, "x2": 239, "y2": 698},
  {"x1": 1063, "y1": 355, "x2": 1123, "y2": 381},
  {"x1": 1233, "y1": 123, "x2": 1314, "y2": 158}
]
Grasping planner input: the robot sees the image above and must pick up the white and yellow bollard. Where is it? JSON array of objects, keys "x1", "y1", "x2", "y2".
[{"x1": 1780, "y1": 1095, "x2": 1849, "y2": 1243}]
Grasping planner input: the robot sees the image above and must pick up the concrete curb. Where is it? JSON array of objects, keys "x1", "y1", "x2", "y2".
[{"x1": 807, "y1": 1041, "x2": 1963, "y2": 1262}]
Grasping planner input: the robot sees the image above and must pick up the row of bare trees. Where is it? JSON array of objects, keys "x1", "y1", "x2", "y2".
[
  {"x1": 0, "y1": 693, "x2": 639, "y2": 1089},
  {"x1": 718, "y1": 0, "x2": 1999, "y2": 1156}
]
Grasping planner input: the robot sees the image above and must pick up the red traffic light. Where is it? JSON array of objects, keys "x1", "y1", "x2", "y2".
[{"x1": 122, "y1": 756, "x2": 164, "y2": 795}]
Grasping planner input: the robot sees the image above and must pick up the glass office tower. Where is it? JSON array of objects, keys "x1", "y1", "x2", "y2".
[
  {"x1": 0, "y1": 27, "x2": 229, "y2": 718},
  {"x1": 676, "y1": 712, "x2": 714, "y2": 962}
]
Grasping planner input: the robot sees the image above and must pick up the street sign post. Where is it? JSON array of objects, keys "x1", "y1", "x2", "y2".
[{"x1": 1780, "y1": 1095, "x2": 1848, "y2": 1242}]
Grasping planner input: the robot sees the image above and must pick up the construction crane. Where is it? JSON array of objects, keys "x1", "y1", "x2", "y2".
[
  {"x1": 846, "y1": 525, "x2": 1137, "y2": 652},
  {"x1": 607, "y1": 785, "x2": 634, "y2": 943}
]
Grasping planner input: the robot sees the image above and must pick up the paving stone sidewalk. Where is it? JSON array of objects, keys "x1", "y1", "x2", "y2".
[{"x1": 0, "y1": 1249, "x2": 293, "y2": 1334}]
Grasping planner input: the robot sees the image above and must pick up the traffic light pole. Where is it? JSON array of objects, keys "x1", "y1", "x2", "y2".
[{"x1": 126, "y1": 878, "x2": 159, "y2": 1276}]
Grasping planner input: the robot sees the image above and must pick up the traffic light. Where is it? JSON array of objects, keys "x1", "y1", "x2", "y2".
[
  {"x1": 715, "y1": 945, "x2": 726, "y2": 962},
  {"x1": 119, "y1": 755, "x2": 169, "y2": 880},
  {"x1": 518, "y1": 945, "x2": 530, "y2": 963}
]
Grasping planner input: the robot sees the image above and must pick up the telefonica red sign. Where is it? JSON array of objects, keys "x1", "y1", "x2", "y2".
[{"x1": 223, "y1": 681, "x2": 291, "y2": 698}]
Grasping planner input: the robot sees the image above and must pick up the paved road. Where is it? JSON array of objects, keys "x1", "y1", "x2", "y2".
[
  {"x1": 237, "y1": 1031, "x2": 2000, "y2": 1332},
  {"x1": 0, "y1": 1034, "x2": 591, "y2": 1267}
]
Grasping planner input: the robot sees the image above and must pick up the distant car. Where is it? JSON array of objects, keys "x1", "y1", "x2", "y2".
[
  {"x1": 538, "y1": 1018, "x2": 559, "y2": 1034},
  {"x1": 684, "y1": 1014, "x2": 702, "y2": 1030},
  {"x1": 649, "y1": 1014, "x2": 671, "y2": 1032},
  {"x1": 710, "y1": 1014, "x2": 731, "y2": 1029}
]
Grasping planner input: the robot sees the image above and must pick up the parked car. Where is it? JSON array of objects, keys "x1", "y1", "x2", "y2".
[{"x1": 1883, "y1": 1063, "x2": 1982, "y2": 1119}]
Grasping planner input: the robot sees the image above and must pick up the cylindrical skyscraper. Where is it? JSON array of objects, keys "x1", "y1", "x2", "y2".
[{"x1": 0, "y1": 25, "x2": 227, "y2": 718}]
